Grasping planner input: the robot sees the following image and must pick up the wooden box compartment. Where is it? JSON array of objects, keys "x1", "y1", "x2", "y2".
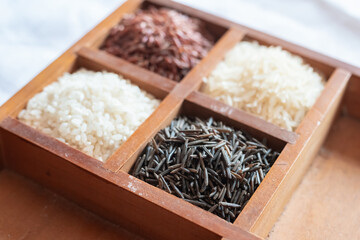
[{"x1": 0, "y1": 0, "x2": 359, "y2": 239}]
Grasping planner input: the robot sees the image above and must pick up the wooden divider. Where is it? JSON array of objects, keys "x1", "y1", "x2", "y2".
[
  {"x1": 233, "y1": 68, "x2": 351, "y2": 238},
  {"x1": 343, "y1": 75, "x2": 360, "y2": 120},
  {"x1": 146, "y1": 0, "x2": 360, "y2": 77},
  {"x1": 105, "y1": 93, "x2": 183, "y2": 172},
  {"x1": 105, "y1": 28, "x2": 245, "y2": 172},
  {"x1": 0, "y1": 117, "x2": 260, "y2": 240},
  {"x1": 1, "y1": 0, "x2": 359, "y2": 239},
  {"x1": 170, "y1": 28, "x2": 246, "y2": 97},
  {"x1": 186, "y1": 91, "x2": 298, "y2": 145},
  {"x1": 77, "y1": 47, "x2": 176, "y2": 98}
]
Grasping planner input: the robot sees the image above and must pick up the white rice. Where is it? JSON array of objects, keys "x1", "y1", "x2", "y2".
[
  {"x1": 202, "y1": 41, "x2": 325, "y2": 131},
  {"x1": 18, "y1": 69, "x2": 160, "y2": 161}
]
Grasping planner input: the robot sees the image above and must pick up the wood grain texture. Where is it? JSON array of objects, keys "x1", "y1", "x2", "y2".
[
  {"x1": 186, "y1": 91, "x2": 298, "y2": 145},
  {"x1": 268, "y1": 116, "x2": 360, "y2": 240},
  {"x1": 105, "y1": 27, "x2": 245, "y2": 172},
  {"x1": 343, "y1": 75, "x2": 360, "y2": 120},
  {"x1": 0, "y1": 170, "x2": 144, "y2": 240},
  {"x1": 105, "y1": 93, "x2": 183, "y2": 172},
  {"x1": 0, "y1": 149, "x2": 3, "y2": 170},
  {"x1": 77, "y1": 47, "x2": 177, "y2": 99},
  {"x1": 233, "y1": 68, "x2": 351, "y2": 237},
  {"x1": 0, "y1": 118, "x2": 260, "y2": 240},
  {"x1": 1, "y1": 0, "x2": 360, "y2": 238}
]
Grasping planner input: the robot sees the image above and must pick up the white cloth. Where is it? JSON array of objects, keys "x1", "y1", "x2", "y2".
[{"x1": 0, "y1": 0, "x2": 359, "y2": 105}]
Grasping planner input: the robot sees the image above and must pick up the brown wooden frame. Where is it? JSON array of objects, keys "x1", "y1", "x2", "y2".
[{"x1": 0, "y1": 0, "x2": 359, "y2": 239}]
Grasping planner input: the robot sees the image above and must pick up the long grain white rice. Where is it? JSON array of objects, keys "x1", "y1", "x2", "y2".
[
  {"x1": 202, "y1": 41, "x2": 325, "y2": 131},
  {"x1": 18, "y1": 69, "x2": 160, "y2": 161}
]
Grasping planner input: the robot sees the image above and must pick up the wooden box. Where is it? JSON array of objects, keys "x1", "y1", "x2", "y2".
[{"x1": 0, "y1": 0, "x2": 359, "y2": 239}]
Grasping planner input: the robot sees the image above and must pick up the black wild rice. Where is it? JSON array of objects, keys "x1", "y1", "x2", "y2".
[{"x1": 131, "y1": 116, "x2": 280, "y2": 222}]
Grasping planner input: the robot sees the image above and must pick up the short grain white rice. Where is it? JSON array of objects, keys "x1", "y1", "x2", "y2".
[
  {"x1": 18, "y1": 69, "x2": 160, "y2": 161},
  {"x1": 202, "y1": 41, "x2": 325, "y2": 131}
]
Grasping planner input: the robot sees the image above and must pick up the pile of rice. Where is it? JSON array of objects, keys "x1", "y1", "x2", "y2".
[
  {"x1": 18, "y1": 69, "x2": 160, "y2": 161},
  {"x1": 202, "y1": 41, "x2": 325, "y2": 131}
]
